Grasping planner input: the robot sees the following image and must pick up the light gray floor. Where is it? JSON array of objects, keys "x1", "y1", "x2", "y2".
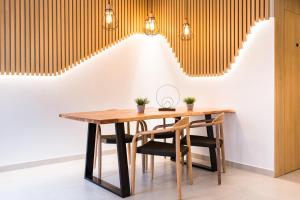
[{"x1": 0, "y1": 154, "x2": 299, "y2": 200}]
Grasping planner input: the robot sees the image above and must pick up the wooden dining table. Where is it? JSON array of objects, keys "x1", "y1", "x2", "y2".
[{"x1": 59, "y1": 107, "x2": 234, "y2": 198}]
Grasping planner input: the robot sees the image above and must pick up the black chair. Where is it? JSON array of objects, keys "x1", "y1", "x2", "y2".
[
  {"x1": 130, "y1": 117, "x2": 193, "y2": 199},
  {"x1": 181, "y1": 113, "x2": 226, "y2": 185}
]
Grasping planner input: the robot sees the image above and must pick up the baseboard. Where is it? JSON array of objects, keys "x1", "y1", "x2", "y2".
[
  {"x1": 0, "y1": 149, "x2": 116, "y2": 173},
  {"x1": 192, "y1": 153, "x2": 274, "y2": 177},
  {"x1": 0, "y1": 150, "x2": 274, "y2": 177}
]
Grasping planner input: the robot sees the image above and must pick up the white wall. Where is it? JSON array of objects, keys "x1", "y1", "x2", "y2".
[{"x1": 0, "y1": 19, "x2": 274, "y2": 171}]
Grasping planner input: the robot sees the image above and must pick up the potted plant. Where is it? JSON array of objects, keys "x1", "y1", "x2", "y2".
[
  {"x1": 135, "y1": 98, "x2": 150, "y2": 114},
  {"x1": 184, "y1": 97, "x2": 196, "y2": 111}
]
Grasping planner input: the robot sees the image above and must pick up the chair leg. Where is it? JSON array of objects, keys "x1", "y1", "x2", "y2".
[
  {"x1": 186, "y1": 129, "x2": 193, "y2": 185},
  {"x1": 98, "y1": 138, "x2": 102, "y2": 179},
  {"x1": 96, "y1": 125, "x2": 102, "y2": 179},
  {"x1": 175, "y1": 131, "x2": 182, "y2": 200},
  {"x1": 126, "y1": 122, "x2": 131, "y2": 164},
  {"x1": 130, "y1": 141, "x2": 137, "y2": 194},
  {"x1": 164, "y1": 138, "x2": 167, "y2": 159},
  {"x1": 216, "y1": 146, "x2": 221, "y2": 185},
  {"x1": 141, "y1": 136, "x2": 145, "y2": 173},
  {"x1": 144, "y1": 136, "x2": 148, "y2": 172},
  {"x1": 220, "y1": 125, "x2": 226, "y2": 173},
  {"x1": 151, "y1": 155, "x2": 154, "y2": 180},
  {"x1": 127, "y1": 143, "x2": 131, "y2": 164},
  {"x1": 93, "y1": 129, "x2": 98, "y2": 169},
  {"x1": 221, "y1": 143, "x2": 226, "y2": 173},
  {"x1": 216, "y1": 126, "x2": 222, "y2": 185},
  {"x1": 145, "y1": 154, "x2": 148, "y2": 172}
]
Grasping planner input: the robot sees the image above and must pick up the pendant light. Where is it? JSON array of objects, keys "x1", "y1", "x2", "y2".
[
  {"x1": 181, "y1": 0, "x2": 192, "y2": 40},
  {"x1": 102, "y1": 0, "x2": 118, "y2": 30},
  {"x1": 144, "y1": 0, "x2": 159, "y2": 35}
]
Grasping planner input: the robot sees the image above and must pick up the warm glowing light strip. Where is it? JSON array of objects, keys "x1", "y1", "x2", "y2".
[{"x1": 0, "y1": 0, "x2": 270, "y2": 76}]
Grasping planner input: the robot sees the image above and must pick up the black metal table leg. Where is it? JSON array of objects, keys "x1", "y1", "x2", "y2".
[
  {"x1": 115, "y1": 122, "x2": 130, "y2": 197},
  {"x1": 205, "y1": 114, "x2": 218, "y2": 171},
  {"x1": 84, "y1": 123, "x2": 130, "y2": 198}
]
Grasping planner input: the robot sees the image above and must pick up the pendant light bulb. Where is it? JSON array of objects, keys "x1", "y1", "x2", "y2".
[
  {"x1": 181, "y1": 0, "x2": 192, "y2": 40},
  {"x1": 149, "y1": 19, "x2": 155, "y2": 31},
  {"x1": 105, "y1": 10, "x2": 113, "y2": 24},
  {"x1": 144, "y1": 13, "x2": 159, "y2": 35},
  {"x1": 183, "y1": 23, "x2": 191, "y2": 36},
  {"x1": 102, "y1": 1, "x2": 118, "y2": 30},
  {"x1": 181, "y1": 19, "x2": 192, "y2": 40},
  {"x1": 144, "y1": 0, "x2": 159, "y2": 35}
]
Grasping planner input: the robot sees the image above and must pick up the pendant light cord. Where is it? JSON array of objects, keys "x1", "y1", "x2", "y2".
[
  {"x1": 151, "y1": 0, "x2": 154, "y2": 14},
  {"x1": 147, "y1": 0, "x2": 153, "y2": 15},
  {"x1": 184, "y1": 0, "x2": 188, "y2": 20},
  {"x1": 147, "y1": 0, "x2": 149, "y2": 14}
]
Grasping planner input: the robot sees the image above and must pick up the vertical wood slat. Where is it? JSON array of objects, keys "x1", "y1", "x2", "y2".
[
  {"x1": 220, "y1": 0, "x2": 223, "y2": 73},
  {"x1": 5, "y1": 0, "x2": 11, "y2": 73},
  {"x1": 39, "y1": 0, "x2": 44, "y2": 74},
  {"x1": 53, "y1": 0, "x2": 57, "y2": 74},
  {"x1": 20, "y1": 0, "x2": 25, "y2": 74},
  {"x1": 34, "y1": 0, "x2": 39, "y2": 74},
  {"x1": 68, "y1": 0, "x2": 73, "y2": 69},
  {"x1": 65, "y1": 0, "x2": 69, "y2": 70},
  {"x1": 49, "y1": 0, "x2": 53, "y2": 74},
  {"x1": 204, "y1": 0, "x2": 207, "y2": 74},
  {"x1": 77, "y1": 0, "x2": 80, "y2": 63},
  {"x1": 10, "y1": 0, "x2": 15, "y2": 74},
  {"x1": 44, "y1": 0, "x2": 49, "y2": 74},
  {"x1": 15, "y1": 0, "x2": 20, "y2": 74},
  {"x1": 29, "y1": 0, "x2": 34, "y2": 74},
  {"x1": 265, "y1": 0, "x2": 269, "y2": 19},
  {"x1": 87, "y1": 0, "x2": 91, "y2": 56},
  {"x1": 80, "y1": 0, "x2": 84, "y2": 59},
  {"x1": 231, "y1": 0, "x2": 235, "y2": 62},
  {"x1": 243, "y1": 0, "x2": 247, "y2": 41},
  {"x1": 0, "y1": 0, "x2": 270, "y2": 76},
  {"x1": 57, "y1": 0, "x2": 61, "y2": 74},
  {"x1": 61, "y1": 0, "x2": 65, "y2": 72},
  {"x1": 247, "y1": 0, "x2": 251, "y2": 32},
  {"x1": 256, "y1": 0, "x2": 260, "y2": 20},
  {"x1": 238, "y1": 0, "x2": 243, "y2": 49},
  {"x1": 25, "y1": 0, "x2": 30, "y2": 74},
  {"x1": 251, "y1": 0, "x2": 255, "y2": 25},
  {"x1": 260, "y1": 0, "x2": 264, "y2": 19},
  {"x1": 0, "y1": 0, "x2": 4, "y2": 74},
  {"x1": 226, "y1": 0, "x2": 230, "y2": 68}
]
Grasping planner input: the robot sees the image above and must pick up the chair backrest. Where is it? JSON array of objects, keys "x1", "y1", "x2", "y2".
[
  {"x1": 173, "y1": 117, "x2": 190, "y2": 130},
  {"x1": 212, "y1": 113, "x2": 224, "y2": 125},
  {"x1": 189, "y1": 112, "x2": 224, "y2": 129}
]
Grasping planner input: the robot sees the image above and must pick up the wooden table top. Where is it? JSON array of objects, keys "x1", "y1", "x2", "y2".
[{"x1": 59, "y1": 107, "x2": 235, "y2": 124}]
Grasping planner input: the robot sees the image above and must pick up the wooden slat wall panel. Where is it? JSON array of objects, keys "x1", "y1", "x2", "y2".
[
  {"x1": 158, "y1": 0, "x2": 270, "y2": 76},
  {"x1": 0, "y1": 0, "x2": 270, "y2": 76}
]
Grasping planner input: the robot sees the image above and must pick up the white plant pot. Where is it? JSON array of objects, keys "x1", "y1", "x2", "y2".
[
  {"x1": 187, "y1": 104, "x2": 194, "y2": 111},
  {"x1": 137, "y1": 105, "x2": 145, "y2": 113}
]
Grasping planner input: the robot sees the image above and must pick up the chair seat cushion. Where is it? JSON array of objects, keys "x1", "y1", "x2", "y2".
[
  {"x1": 137, "y1": 141, "x2": 189, "y2": 157},
  {"x1": 181, "y1": 135, "x2": 223, "y2": 148},
  {"x1": 101, "y1": 134, "x2": 133, "y2": 144},
  {"x1": 154, "y1": 131, "x2": 175, "y2": 139}
]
